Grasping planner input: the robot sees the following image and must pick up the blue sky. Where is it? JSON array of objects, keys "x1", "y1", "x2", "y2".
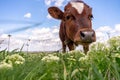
[
  {"x1": 87, "y1": 0, "x2": 120, "y2": 29},
  {"x1": 0, "y1": 0, "x2": 120, "y2": 51}
]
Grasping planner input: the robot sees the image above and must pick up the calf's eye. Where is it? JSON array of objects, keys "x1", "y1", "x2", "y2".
[{"x1": 66, "y1": 15, "x2": 70, "y2": 20}]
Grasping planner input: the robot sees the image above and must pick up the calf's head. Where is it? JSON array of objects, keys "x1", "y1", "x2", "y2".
[{"x1": 48, "y1": 1, "x2": 96, "y2": 49}]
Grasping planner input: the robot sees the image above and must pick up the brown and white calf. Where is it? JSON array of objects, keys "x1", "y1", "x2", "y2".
[{"x1": 48, "y1": 0, "x2": 96, "y2": 54}]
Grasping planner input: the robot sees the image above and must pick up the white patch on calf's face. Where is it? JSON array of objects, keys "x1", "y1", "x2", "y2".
[{"x1": 70, "y1": 2, "x2": 84, "y2": 14}]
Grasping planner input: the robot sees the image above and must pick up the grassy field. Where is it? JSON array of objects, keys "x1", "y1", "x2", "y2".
[{"x1": 0, "y1": 36, "x2": 120, "y2": 80}]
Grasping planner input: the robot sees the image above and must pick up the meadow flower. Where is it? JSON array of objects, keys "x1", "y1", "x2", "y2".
[
  {"x1": 67, "y1": 55, "x2": 76, "y2": 61},
  {"x1": 15, "y1": 61, "x2": 24, "y2": 64},
  {"x1": 41, "y1": 54, "x2": 59, "y2": 62},
  {"x1": 68, "y1": 50, "x2": 85, "y2": 57},
  {"x1": 52, "y1": 73, "x2": 59, "y2": 79},
  {"x1": 68, "y1": 50, "x2": 84, "y2": 55},
  {"x1": 114, "y1": 53, "x2": 120, "y2": 58},
  {"x1": 79, "y1": 56, "x2": 89, "y2": 64},
  {"x1": 108, "y1": 36, "x2": 120, "y2": 47},
  {"x1": 4, "y1": 54, "x2": 25, "y2": 65},
  {"x1": 89, "y1": 42, "x2": 108, "y2": 51},
  {"x1": 67, "y1": 57, "x2": 76, "y2": 61},
  {"x1": 0, "y1": 62, "x2": 13, "y2": 70},
  {"x1": 79, "y1": 56, "x2": 88, "y2": 61}
]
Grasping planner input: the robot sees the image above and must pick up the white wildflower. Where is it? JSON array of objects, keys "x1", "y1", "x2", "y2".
[
  {"x1": 114, "y1": 53, "x2": 120, "y2": 58},
  {"x1": 68, "y1": 50, "x2": 81, "y2": 54},
  {"x1": 89, "y1": 42, "x2": 108, "y2": 51},
  {"x1": 15, "y1": 61, "x2": 24, "y2": 65},
  {"x1": 41, "y1": 54, "x2": 59, "y2": 62},
  {"x1": 0, "y1": 62, "x2": 13, "y2": 70},
  {"x1": 79, "y1": 56, "x2": 89, "y2": 64},
  {"x1": 68, "y1": 50, "x2": 85, "y2": 56},
  {"x1": 67, "y1": 55, "x2": 76, "y2": 61},
  {"x1": 4, "y1": 54, "x2": 25, "y2": 65}
]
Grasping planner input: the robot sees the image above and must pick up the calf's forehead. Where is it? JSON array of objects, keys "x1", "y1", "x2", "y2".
[{"x1": 70, "y1": 2, "x2": 84, "y2": 14}]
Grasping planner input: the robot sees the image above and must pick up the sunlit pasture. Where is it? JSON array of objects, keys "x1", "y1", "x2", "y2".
[{"x1": 0, "y1": 36, "x2": 120, "y2": 80}]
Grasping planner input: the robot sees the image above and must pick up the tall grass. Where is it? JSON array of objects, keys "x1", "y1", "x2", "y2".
[{"x1": 0, "y1": 36, "x2": 120, "y2": 80}]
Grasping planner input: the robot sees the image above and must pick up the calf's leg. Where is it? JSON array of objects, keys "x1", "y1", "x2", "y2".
[
  {"x1": 67, "y1": 42, "x2": 75, "y2": 51},
  {"x1": 83, "y1": 45, "x2": 89, "y2": 54},
  {"x1": 62, "y1": 42, "x2": 66, "y2": 53}
]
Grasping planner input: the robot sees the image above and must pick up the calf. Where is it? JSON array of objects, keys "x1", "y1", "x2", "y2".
[{"x1": 48, "y1": 0, "x2": 96, "y2": 54}]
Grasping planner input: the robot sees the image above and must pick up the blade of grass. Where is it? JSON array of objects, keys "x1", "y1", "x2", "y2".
[
  {"x1": 38, "y1": 73, "x2": 47, "y2": 80},
  {"x1": 61, "y1": 59, "x2": 67, "y2": 80},
  {"x1": 91, "y1": 63, "x2": 104, "y2": 80}
]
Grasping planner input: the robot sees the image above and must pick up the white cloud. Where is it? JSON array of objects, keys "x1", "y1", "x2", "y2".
[
  {"x1": 95, "y1": 31, "x2": 108, "y2": 42},
  {"x1": 45, "y1": 0, "x2": 51, "y2": 6},
  {"x1": 0, "y1": 34, "x2": 8, "y2": 38},
  {"x1": 31, "y1": 27, "x2": 50, "y2": 35},
  {"x1": 115, "y1": 24, "x2": 120, "y2": 32},
  {"x1": 52, "y1": 28, "x2": 59, "y2": 33},
  {"x1": 54, "y1": 0, "x2": 64, "y2": 7},
  {"x1": 96, "y1": 26, "x2": 112, "y2": 32},
  {"x1": 0, "y1": 26, "x2": 61, "y2": 51},
  {"x1": 95, "y1": 26, "x2": 112, "y2": 42},
  {"x1": 95, "y1": 24, "x2": 120, "y2": 42},
  {"x1": 24, "y1": 13, "x2": 31, "y2": 19},
  {"x1": 45, "y1": 0, "x2": 64, "y2": 7},
  {"x1": 27, "y1": 27, "x2": 61, "y2": 51},
  {"x1": 47, "y1": 14, "x2": 53, "y2": 19}
]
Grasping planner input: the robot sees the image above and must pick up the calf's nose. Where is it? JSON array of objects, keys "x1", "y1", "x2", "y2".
[{"x1": 80, "y1": 31, "x2": 95, "y2": 43}]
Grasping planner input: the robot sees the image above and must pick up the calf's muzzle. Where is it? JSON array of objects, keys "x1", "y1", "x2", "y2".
[{"x1": 80, "y1": 30, "x2": 95, "y2": 43}]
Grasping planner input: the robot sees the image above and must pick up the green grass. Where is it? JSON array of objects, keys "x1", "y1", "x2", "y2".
[{"x1": 0, "y1": 36, "x2": 120, "y2": 80}]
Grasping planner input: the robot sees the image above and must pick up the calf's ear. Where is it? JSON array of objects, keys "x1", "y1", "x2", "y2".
[{"x1": 48, "y1": 7, "x2": 63, "y2": 20}]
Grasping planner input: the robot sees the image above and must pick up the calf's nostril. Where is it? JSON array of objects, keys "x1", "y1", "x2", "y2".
[{"x1": 80, "y1": 31, "x2": 85, "y2": 38}]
